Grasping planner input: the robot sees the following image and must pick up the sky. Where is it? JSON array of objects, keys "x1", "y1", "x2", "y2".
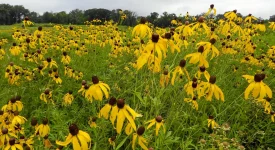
[{"x1": 1, "y1": 0, "x2": 273, "y2": 19}]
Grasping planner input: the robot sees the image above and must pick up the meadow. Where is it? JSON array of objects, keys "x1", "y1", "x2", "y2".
[{"x1": 1, "y1": 13, "x2": 275, "y2": 150}]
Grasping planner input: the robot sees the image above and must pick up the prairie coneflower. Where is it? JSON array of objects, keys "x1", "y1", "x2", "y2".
[
  {"x1": 88, "y1": 117, "x2": 97, "y2": 128},
  {"x1": 132, "y1": 126, "x2": 148, "y2": 150},
  {"x1": 19, "y1": 136, "x2": 34, "y2": 150},
  {"x1": 114, "y1": 99, "x2": 142, "y2": 134},
  {"x1": 40, "y1": 89, "x2": 54, "y2": 104},
  {"x1": 159, "y1": 70, "x2": 170, "y2": 87},
  {"x1": 43, "y1": 135, "x2": 52, "y2": 148},
  {"x1": 61, "y1": 52, "x2": 71, "y2": 64},
  {"x1": 224, "y1": 10, "x2": 238, "y2": 21},
  {"x1": 184, "y1": 78, "x2": 202, "y2": 98},
  {"x1": 164, "y1": 32, "x2": 180, "y2": 53},
  {"x1": 205, "y1": 4, "x2": 217, "y2": 17},
  {"x1": 132, "y1": 17, "x2": 151, "y2": 39},
  {"x1": 243, "y1": 74, "x2": 272, "y2": 99},
  {"x1": 185, "y1": 46, "x2": 209, "y2": 68},
  {"x1": 63, "y1": 91, "x2": 74, "y2": 106},
  {"x1": 207, "y1": 116, "x2": 219, "y2": 129},
  {"x1": 98, "y1": 97, "x2": 117, "y2": 125},
  {"x1": 196, "y1": 38, "x2": 220, "y2": 60},
  {"x1": 53, "y1": 74, "x2": 62, "y2": 84},
  {"x1": 136, "y1": 33, "x2": 166, "y2": 73},
  {"x1": 202, "y1": 76, "x2": 224, "y2": 101},
  {"x1": 0, "y1": 128, "x2": 17, "y2": 144},
  {"x1": 146, "y1": 116, "x2": 165, "y2": 136},
  {"x1": 43, "y1": 57, "x2": 58, "y2": 69},
  {"x1": 192, "y1": 16, "x2": 210, "y2": 34},
  {"x1": 171, "y1": 59, "x2": 190, "y2": 85},
  {"x1": 195, "y1": 66, "x2": 210, "y2": 81},
  {"x1": 108, "y1": 136, "x2": 116, "y2": 147},
  {"x1": 85, "y1": 76, "x2": 110, "y2": 101},
  {"x1": 11, "y1": 111, "x2": 27, "y2": 126},
  {"x1": 35, "y1": 118, "x2": 50, "y2": 138},
  {"x1": 244, "y1": 14, "x2": 257, "y2": 23},
  {"x1": 4, "y1": 138, "x2": 23, "y2": 150},
  {"x1": 56, "y1": 124, "x2": 91, "y2": 150},
  {"x1": 256, "y1": 97, "x2": 272, "y2": 114},
  {"x1": 184, "y1": 97, "x2": 199, "y2": 111},
  {"x1": 2, "y1": 96, "x2": 23, "y2": 112}
]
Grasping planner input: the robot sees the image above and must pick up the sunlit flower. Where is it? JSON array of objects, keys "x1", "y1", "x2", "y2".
[
  {"x1": 243, "y1": 74, "x2": 272, "y2": 100},
  {"x1": 56, "y1": 124, "x2": 91, "y2": 150},
  {"x1": 35, "y1": 118, "x2": 50, "y2": 138},
  {"x1": 85, "y1": 76, "x2": 110, "y2": 101},
  {"x1": 146, "y1": 115, "x2": 165, "y2": 136},
  {"x1": 207, "y1": 116, "x2": 219, "y2": 129},
  {"x1": 132, "y1": 126, "x2": 148, "y2": 150},
  {"x1": 114, "y1": 99, "x2": 142, "y2": 134}
]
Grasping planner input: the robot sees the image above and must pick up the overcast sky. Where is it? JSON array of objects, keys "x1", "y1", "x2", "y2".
[{"x1": 1, "y1": 0, "x2": 273, "y2": 19}]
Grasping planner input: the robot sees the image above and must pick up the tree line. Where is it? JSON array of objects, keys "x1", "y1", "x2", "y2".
[{"x1": 0, "y1": 4, "x2": 274, "y2": 27}]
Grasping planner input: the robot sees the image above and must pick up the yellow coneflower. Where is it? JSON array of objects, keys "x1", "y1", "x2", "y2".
[
  {"x1": 136, "y1": 33, "x2": 166, "y2": 73},
  {"x1": 56, "y1": 124, "x2": 91, "y2": 150},
  {"x1": 244, "y1": 14, "x2": 257, "y2": 23},
  {"x1": 164, "y1": 32, "x2": 180, "y2": 53},
  {"x1": 146, "y1": 115, "x2": 165, "y2": 136},
  {"x1": 184, "y1": 97, "x2": 199, "y2": 111},
  {"x1": 185, "y1": 46, "x2": 209, "y2": 68},
  {"x1": 196, "y1": 39, "x2": 220, "y2": 60},
  {"x1": 31, "y1": 117, "x2": 38, "y2": 130},
  {"x1": 40, "y1": 89, "x2": 54, "y2": 104},
  {"x1": 202, "y1": 76, "x2": 224, "y2": 101},
  {"x1": 98, "y1": 97, "x2": 117, "y2": 124},
  {"x1": 19, "y1": 135, "x2": 34, "y2": 150},
  {"x1": 63, "y1": 91, "x2": 74, "y2": 106},
  {"x1": 243, "y1": 74, "x2": 272, "y2": 100},
  {"x1": 85, "y1": 76, "x2": 110, "y2": 101},
  {"x1": 108, "y1": 136, "x2": 116, "y2": 147},
  {"x1": 195, "y1": 66, "x2": 210, "y2": 81},
  {"x1": 205, "y1": 4, "x2": 217, "y2": 17},
  {"x1": 0, "y1": 128, "x2": 17, "y2": 145},
  {"x1": 2, "y1": 96, "x2": 23, "y2": 112},
  {"x1": 224, "y1": 10, "x2": 238, "y2": 21},
  {"x1": 61, "y1": 52, "x2": 71, "y2": 64},
  {"x1": 207, "y1": 116, "x2": 219, "y2": 129},
  {"x1": 11, "y1": 111, "x2": 27, "y2": 126},
  {"x1": 192, "y1": 16, "x2": 210, "y2": 34},
  {"x1": 132, "y1": 17, "x2": 151, "y2": 39},
  {"x1": 43, "y1": 135, "x2": 52, "y2": 148},
  {"x1": 256, "y1": 97, "x2": 272, "y2": 114},
  {"x1": 132, "y1": 126, "x2": 148, "y2": 150},
  {"x1": 159, "y1": 70, "x2": 170, "y2": 87},
  {"x1": 53, "y1": 74, "x2": 62, "y2": 84},
  {"x1": 43, "y1": 57, "x2": 58, "y2": 69},
  {"x1": 171, "y1": 59, "x2": 190, "y2": 85},
  {"x1": 114, "y1": 99, "x2": 142, "y2": 134},
  {"x1": 88, "y1": 117, "x2": 97, "y2": 128},
  {"x1": 184, "y1": 78, "x2": 202, "y2": 98},
  {"x1": 4, "y1": 138, "x2": 23, "y2": 150},
  {"x1": 35, "y1": 118, "x2": 50, "y2": 138}
]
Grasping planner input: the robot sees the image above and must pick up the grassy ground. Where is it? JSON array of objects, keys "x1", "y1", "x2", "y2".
[{"x1": 0, "y1": 23, "x2": 275, "y2": 150}]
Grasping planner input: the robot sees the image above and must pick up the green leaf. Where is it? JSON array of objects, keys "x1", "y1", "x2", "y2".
[{"x1": 116, "y1": 135, "x2": 129, "y2": 150}]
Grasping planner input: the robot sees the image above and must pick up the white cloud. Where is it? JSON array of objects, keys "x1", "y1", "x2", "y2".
[{"x1": 1, "y1": 0, "x2": 273, "y2": 19}]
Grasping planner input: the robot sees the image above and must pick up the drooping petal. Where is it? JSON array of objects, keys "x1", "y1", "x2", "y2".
[
  {"x1": 244, "y1": 82, "x2": 255, "y2": 99},
  {"x1": 116, "y1": 109, "x2": 126, "y2": 134},
  {"x1": 123, "y1": 109, "x2": 137, "y2": 131}
]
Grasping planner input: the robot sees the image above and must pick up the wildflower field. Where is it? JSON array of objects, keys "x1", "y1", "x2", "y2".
[{"x1": 1, "y1": 7, "x2": 275, "y2": 150}]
